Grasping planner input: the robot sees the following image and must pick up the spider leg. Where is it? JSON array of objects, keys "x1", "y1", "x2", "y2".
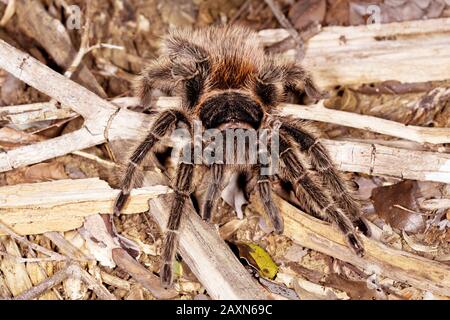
[
  {"x1": 113, "y1": 109, "x2": 190, "y2": 216},
  {"x1": 134, "y1": 57, "x2": 176, "y2": 108},
  {"x1": 201, "y1": 163, "x2": 225, "y2": 221},
  {"x1": 282, "y1": 63, "x2": 329, "y2": 100},
  {"x1": 278, "y1": 135, "x2": 364, "y2": 256},
  {"x1": 278, "y1": 118, "x2": 369, "y2": 236},
  {"x1": 256, "y1": 174, "x2": 283, "y2": 234},
  {"x1": 161, "y1": 144, "x2": 195, "y2": 287}
]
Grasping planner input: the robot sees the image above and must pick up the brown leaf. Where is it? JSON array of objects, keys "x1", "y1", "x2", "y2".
[
  {"x1": 22, "y1": 162, "x2": 68, "y2": 182},
  {"x1": 0, "y1": 127, "x2": 44, "y2": 149},
  {"x1": 325, "y1": 274, "x2": 383, "y2": 300},
  {"x1": 288, "y1": 0, "x2": 326, "y2": 30},
  {"x1": 425, "y1": 0, "x2": 446, "y2": 18},
  {"x1": 325, "y1": 0, "x2": 351, "y2": 26},
  {"x1": 371, "y1": 180, "x2": 425, "y2": 233}
]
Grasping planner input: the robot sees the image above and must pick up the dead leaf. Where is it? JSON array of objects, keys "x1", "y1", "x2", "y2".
[
  {"x1": 326, "y1": 273, "x2": 384, "y2": 300},
  {"x1": 79, "y1": 214, "x2": 121, "y2": 268},
  {"x1": 325, "y1": 0, "x2": 350, "y2": 26},
  {"x1": 402, "y1": 230, "x2": 439, "y2": 253},
  {"x1": 371, "y1": 181, "x2": 425, "y2": 233},
  {"x1": 258, "y1": 277, "x2": 299, "y2": 300},
  {"x1": 22, "y1": 162, "x2": 68, "y2": 182},
  {"x1": 289, "y1": 0, "x2": 326, "y2": 30},
  {"x1": 235, "y1": 242, "x2": 278, "y2": 279},
  {"x1": 0, "y1": 127, "x2": 44, "y2": 148}
]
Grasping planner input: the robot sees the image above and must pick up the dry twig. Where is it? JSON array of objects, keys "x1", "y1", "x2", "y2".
[
  {"x1": 14, "y1": 263, "x2": 116, "y2": 300},
  {"x1": 263, "y1": 0, "x2": 305, "y2": 60}
]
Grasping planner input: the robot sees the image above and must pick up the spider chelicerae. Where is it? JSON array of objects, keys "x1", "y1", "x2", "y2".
[{"x1": 113, "y1": 25, "x2": 369, "y2": 287}]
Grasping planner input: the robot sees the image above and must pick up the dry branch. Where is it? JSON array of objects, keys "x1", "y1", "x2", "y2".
[
  {"x1": 15, "y1": 0, "x2": 106, "y2": 97},
  {"x1": 0, "y1": 102, "x2": 76, "y2": 125},
  {"x1": 322, "y1": 140, "x2": 450, "y2": 183},
  {"x1": 281, "y1": 101, "x2": 450, "y2": 145},
  {"x1": 0, "y1": 178, "x2": 171, "y2": 235},
  {"x1": 419, "y1": 198, "x2": 450, "y2": 210},
  {"x1": 253, "y1": 196, "x2": 450, "y2": 297},
  {"x1": 263, "y1": 0, "x2": 305, "y2": 59},
  {"x1": 0, "y1": 220, "x2": 67, "y2": 261},
  {"x1": 44, "y1": 231, "x2": 93, "y2": 262},
  {"x1": 0, "y1": 128, "x2": 105, "y2": 172},
  {"x1": 258, "y1": 18, "x2": 450, "y2": 87},
  {"x1": 0, "y1": 39, "x2": 115, "y2": 134}
]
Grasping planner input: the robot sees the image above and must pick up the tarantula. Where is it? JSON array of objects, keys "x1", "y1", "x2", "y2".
[{"x1": 113, "y1": 26, "x2": 369, "y2": 287}]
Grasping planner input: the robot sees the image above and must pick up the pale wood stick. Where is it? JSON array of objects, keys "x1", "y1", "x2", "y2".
[
  {"x1": 321, "y1": 140, "x2": 450, "y2": 183},
  {"x1": 0, "y1": 128, "x2": 105, "y2": 172},
  {"x1": 0, "y1": 102, "x2": 76, "y2": 125},
  {"x1": 0, "y1": 178, "x2": 171, "y2": 236},
  {"x1": 44, "y1": 231, "x2": 93, "y2": 262},
  {"x1": 0, "y1": 220, "x2": 67, "y2": 261},
  {"x1": 0, "y1": 252, "x2": 64, "y2": 263},
  {"x1": 100, "y1": 270, "x2": 131, "y2": 291},
  {"x1": 258, "y1": 18, "x2": 450, "y2": 87},
  {"x1": 0, "y1": 39, "x2": 116, "y2": 134},
  {"x1": 281, "y1": 101, "x2": 450, "y2": 145},
  {"x1": 419, "y1": 199, "x2": 450, "y2": 210},
  {"x1": 252, "y1": 196, "x2": 450, "y2": 297},
  {"x1": 71, "y1": 151, "x2": 117, "y2": 168},
  {"x1": 0, "y1": 96, "x2": 137, "y2": 126}
]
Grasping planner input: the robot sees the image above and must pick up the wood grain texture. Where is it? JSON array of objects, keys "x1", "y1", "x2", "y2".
[
  {"x1": 0, "y1": 178, "x2": 171, "y2": 235},
  {"x1": 258, "y1": 18, "x2": 450, "y2": 87}
]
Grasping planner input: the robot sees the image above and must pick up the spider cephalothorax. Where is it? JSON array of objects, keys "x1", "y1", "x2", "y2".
[{"x1": 113, "y1": 26, "x2": 369, "y2": 287}]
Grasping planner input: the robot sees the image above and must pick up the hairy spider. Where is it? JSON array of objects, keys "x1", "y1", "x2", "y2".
[{"x1": 113, "y1": 26, "x2": 369, "y2": 287}]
